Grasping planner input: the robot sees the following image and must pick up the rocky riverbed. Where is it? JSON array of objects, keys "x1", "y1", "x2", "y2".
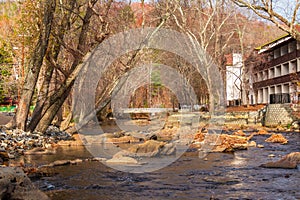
[
  {"x1": 0, "y1": 112, "x2": 299, "y2": 199},
  {"x1": 28, "y1": 129, "x2": 299, "y2": 200},
  {"x1": 0, "y1": 125, "x2": 73, "y2": 164}
]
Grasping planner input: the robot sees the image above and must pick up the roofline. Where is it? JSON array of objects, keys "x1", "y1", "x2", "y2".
[{"x1": 255, "y1": 34, "x2": 292, "y2": 54}]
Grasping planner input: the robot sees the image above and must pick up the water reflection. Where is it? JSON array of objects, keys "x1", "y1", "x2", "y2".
[{"x1": 231, "y1": 155, "x2": 247, "y2": 166}]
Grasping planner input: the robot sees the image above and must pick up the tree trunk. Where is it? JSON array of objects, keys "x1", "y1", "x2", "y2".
[
  {"x1": 9, "y1": 0, "x2": 56, "y2": 130},
  {"x1": 27, "y1": 65, "x2": 54, "y2": 131},
  {"x1": 27, "y1": 0, "x2": 76, "y2": 132},
  {"x1": 32, "y1": 1, "x2": 98, "y2": 133},
  {"x1": 35, "y1": 81, "x2": 73, "y2": 133}
]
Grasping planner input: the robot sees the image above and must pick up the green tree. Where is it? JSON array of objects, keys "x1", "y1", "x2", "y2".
[{"x1": 0, "y1": 40, "x2": 14, "y2": 102}]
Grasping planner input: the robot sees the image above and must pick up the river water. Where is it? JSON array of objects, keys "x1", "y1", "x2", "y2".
[{"x1": 24, "y1": 131, "x2": 300, "y2": 200}]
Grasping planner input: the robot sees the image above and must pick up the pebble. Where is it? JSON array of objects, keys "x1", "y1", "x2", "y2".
[{"x1": 0, "y1": 125, "x2": 72, "y2": 159}]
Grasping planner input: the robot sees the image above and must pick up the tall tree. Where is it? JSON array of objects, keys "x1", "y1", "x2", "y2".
[{"x1": 8, "y1": 0, "x2": 56, "y2": 130}]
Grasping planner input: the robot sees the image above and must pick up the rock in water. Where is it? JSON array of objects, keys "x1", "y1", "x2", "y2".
[
  {"x1": 0, "y1": 166, "x2": 49, "y2": 199},
  {"x1": 256, "y1": 129, "x2": 269, "y2": 135},
  {"x1": 212, "y1": 134, "x2": 250, "y2": 152},
  {"x1": 127, "y1": 140, "x2": 175, "y2": 157},
  {"x1": 233, "y1": 130, "x2": 246, "y2": 136},
  {"x1": 265, "y1": 134, "x2": 288, "y2": 144},
  {"x1": 106, "y1": 156, "x2": 138, "y2": 164},
  {"x1": 261, "y1": 152, "x2": 300, "y2": 169},
  {"x1": 107, "y1": 140, "x2": 176, "y2": 165},
  {"x1": 160, "y1": 142, "x2": 176, "y2": 156},
  {"x1": 106, "y1": 135, "x2": 140, "y2": 144},
  {"x1": 124, "y1": 140, "x2": 164, "y2": 157}
]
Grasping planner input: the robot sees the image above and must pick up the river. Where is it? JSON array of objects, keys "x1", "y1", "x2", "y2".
[{"x1": 20, "y1": 131, "x2": 300, "y2": 200}]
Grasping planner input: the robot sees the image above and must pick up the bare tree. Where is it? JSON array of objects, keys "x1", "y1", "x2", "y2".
[
  {"x1": 154, "y1": 0, "x2": 238, "y2": 112},
  {"x1": 231, "y1": 0, "x2": 300, "y2": 40}
]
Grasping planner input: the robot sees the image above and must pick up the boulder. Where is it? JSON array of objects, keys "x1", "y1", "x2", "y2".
[
  {"x1": 232, "y1": 130, "x2": 246, "y2": 136},
  {"x1": 160, "y1": 142, "x2": 176, "y2": 156},
  {"x1": 56, "y1": 133, "x2": 84, "y2": 146},
  {"x1": 127, "y1": 140, "x2": 167, "y2": 157},
  {"x1": 106, "y1": 140, "x2": 176, "y2": 165},
  {"x1": 106, "y1": 135, "x2": 141, "y2": 144},
  {"x1": 194, "y1": 131, "x2": 205, "y2": 142},
  {"x1": 261, "y1": 152, "x2": 300, "y2": 169},
  {"x1": 265, "y1": 134, "x2": 288, "y2": 144},
  {"x1": 212, "y1": 134, "x2": 250, "y2": 152},
  {"x1": 109, "y1": 140, "x2": 176, "y2": 163},
  {"x1": 0, "y1": 166, "x2": 49, "y2": 200},
  {"x1": 106, "y1": 155, "x2": 138, "y2": 164},
  {"x1": 256, "y1": 129, "x2": 269, "y2": 135},
  {"x1": 154, "y1": 128, "x2": 177, "y2": 141},
  {"x1": 47, "y1": 160, "x2": 71, "y2": 167}
]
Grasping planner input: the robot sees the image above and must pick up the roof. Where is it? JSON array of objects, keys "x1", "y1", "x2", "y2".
[
  {"x1": 255, "y1": 34, "x2": 292, "y2": 54},
  {"x1": 255, "y1": 25, "x2": 300, "y2": 54}
]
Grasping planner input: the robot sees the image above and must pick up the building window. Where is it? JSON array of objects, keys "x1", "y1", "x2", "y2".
[
  {"x1": 281, "y1": 44, "x2": 288, "y2": 56},
  {"x1": 282, "y1": 63, "x2": 289, "y2": 75},
  {"x1": 288, "y1": 40, "x2": 297, "y2": 53},
  {"x1": 283, "y1": 84, "x2": 289, "y2": 94},
  {"x1": 290, "y1": 60, "x2": 297, "y2": 73},
  {"x1": 274, "y1": 48, "x2": 280, "y2": 59},
  {"x1": 263, "y1": 70, "x2": 268, "y2": 80},
  {"x1": 275, "y1": 65, "x2": 281, "y2": 77},
  {"x1": 259, "y1": 71, "x2": 263, "y2": 81},
  {"x1": 269, "y1": 68, "x2": 275, "y2": 79}
]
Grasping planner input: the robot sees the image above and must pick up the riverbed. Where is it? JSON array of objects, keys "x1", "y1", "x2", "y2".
[{"x1": 20, "y1": 131, "x2": 300, "y2": 200}]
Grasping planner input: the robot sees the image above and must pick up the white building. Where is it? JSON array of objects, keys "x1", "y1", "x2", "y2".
[{"x1": 226, "y1": 53, "x2": 243, "y2": 106}]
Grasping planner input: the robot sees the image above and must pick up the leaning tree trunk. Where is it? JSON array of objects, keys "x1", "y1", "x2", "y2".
[
  {"x1": 35, "y1": 81, "x2": 74, "y2": 133},
  {"x1": 8, "y1": 0, "x2": 56, "y2": 130},
  {"x1": 27, "y1": 0, "x2": 76, "y2": 132},
  {"x1": 27, "y1": 64, "x2": 54, "y2": 132},
  {"x1": 31, "y1": 0, "x2": 99, "y2": 133}
]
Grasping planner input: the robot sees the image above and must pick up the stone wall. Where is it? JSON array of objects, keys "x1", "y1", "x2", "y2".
[
  {"x1": 225, "y1": 107, "x2": 266, "y2": 125},
  {"x1": 265, "y1": 104, "x2": 294, "y2": 127},
  {"x1": 166, "y1": 106, "x2": 267, "y2": 127}
]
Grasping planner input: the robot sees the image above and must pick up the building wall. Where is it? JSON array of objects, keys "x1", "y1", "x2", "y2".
[
  {"x1": 252, "y1": 38, "x2": 300, "y2": 104},
  {"x1": 226, "y1": 53, "x2": 242, "y2": 105}
]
